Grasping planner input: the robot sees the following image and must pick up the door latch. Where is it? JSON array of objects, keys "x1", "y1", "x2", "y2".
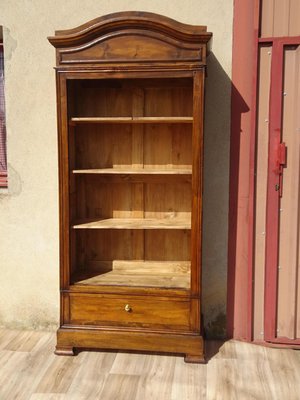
[{"x1": 276, "y1": 142, "x2": 287, "y2": 196}]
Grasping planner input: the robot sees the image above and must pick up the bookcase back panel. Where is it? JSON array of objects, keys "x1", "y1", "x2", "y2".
[
  {"x1": 144, "y1": 183, "x2": 191, "y2": 219},
  {"x1": 144, "y1": 86, "x2": 192, "y2": 117},
  {"x1": 73, "y1": 124, "x2": 192, "y2": 169},
  {"x1": 72, "y1": 229, "x2": 191, "y2": 289},
  {"x1": 68, "y1": 83, "x2": 133, "y2": 117},
  {"x1": 143, "y1": 124, "x2": 192, "y2": 168},
  {"x1": 144, "y1": 230, "x2": 191, "y2": 261},
  {"x1": 74, "y1": 177, "x2": 191, "y2": 220},
  {"x1": 68, "y1": 79, "x2": 193, "y2": 118},
  {"x1": 74, "y1": 124, "x2": 133, "y2": 169},
  {"x1": 75, "y1": 230, "x2": 190, "y2": 263}
]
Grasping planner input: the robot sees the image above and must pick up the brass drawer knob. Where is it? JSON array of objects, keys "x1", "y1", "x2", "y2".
[{"x1": 124, "y1": 304, "x2": 132, "y2": 312}]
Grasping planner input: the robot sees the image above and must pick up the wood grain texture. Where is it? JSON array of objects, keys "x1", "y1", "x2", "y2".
[
  {"x1": 48, "y1": 11, "x2": 210, "y2": 41},
  {"x1": 68, "y1": 293, "x2": 191, "y2": 330},
  {"x1": 49, "y1": 12, "x2": 208, "y2": 361},
  {"x1": 70, "y1": 116, "x2": 193, "y2": 124},
  {"x1": 72, "y1": 271, "x2": 190, "y2": 289},
  {"x1": 73, "y1": 230, "x2": 191, "y2": 272},
  {"x1": 56, "y1": 327, "x2": 203, "y2": 358},
  {"x1": 47, "y1": 11, "x2": 212, "y2": 70},
  {"x1": 73, "y1": 123, "x2": 192, "y2": 170},
  {"x1": 190, "y1": 70, "x2": 204, "y2": 300},
  {"x1": 72, "y1": 168, "x2": 192, "y2": 174},
  {"x1": 72, "y1": 217, "x2": 191, "y2": 230},
  {"x1": 72, "y1": 260, "x2": 190, "y2": 289},
  {"x1": 1, "y1": 330, "x2": 300, "y2": 400}
]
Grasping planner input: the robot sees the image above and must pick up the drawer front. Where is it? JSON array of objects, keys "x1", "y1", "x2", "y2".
[{"x1": 68, "y1": 293, "x2": 191, "y2": 331}]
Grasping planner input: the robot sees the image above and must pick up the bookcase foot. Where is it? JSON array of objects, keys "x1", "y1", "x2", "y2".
[
  {"x1": 54, "y1": 346, "x2": 75, "y2": 356},
  {"x1": 184, "y1": 353, "x2": 206, "y2": 364}
]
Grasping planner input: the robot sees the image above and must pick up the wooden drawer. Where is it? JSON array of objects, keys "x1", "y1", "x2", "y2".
[{"x1": 68, "y1": 293, "x2": 191, "y2": 331}]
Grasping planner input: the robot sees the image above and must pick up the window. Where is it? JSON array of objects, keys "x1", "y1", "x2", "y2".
[{"x1": 0, "y1": 26, "x2": 7, "y2": 188}]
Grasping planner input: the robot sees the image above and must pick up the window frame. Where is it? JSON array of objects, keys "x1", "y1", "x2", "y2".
[{"x1": 0, "y1": 40, "x2": 7, "y2": 188}]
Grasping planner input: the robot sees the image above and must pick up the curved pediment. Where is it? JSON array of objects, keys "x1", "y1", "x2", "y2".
[{"x1": 48, "y1": 12, "x2": 212, "y2": 69}]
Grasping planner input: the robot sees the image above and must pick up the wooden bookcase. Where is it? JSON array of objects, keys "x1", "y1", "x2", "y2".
[{"x1": 48, "y1": 12, "x2": 211, "y2": 363}]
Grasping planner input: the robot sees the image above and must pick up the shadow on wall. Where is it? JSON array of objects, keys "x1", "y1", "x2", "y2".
[{"x1": 202, "y1": 52, "x2": 249, "y2": 339}]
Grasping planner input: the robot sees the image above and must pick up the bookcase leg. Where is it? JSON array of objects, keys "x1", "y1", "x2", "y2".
[
  {"x1": 54, "y1": 346, "x2": 75, "y2": 356},
  {"x1": 184, "y1": 353, "x2": 206, "y2": 364}
]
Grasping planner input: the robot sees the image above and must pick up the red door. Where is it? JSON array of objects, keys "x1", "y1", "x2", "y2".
[{"x1": 265, "y1": 40, "x2": 300, "y2": 344}]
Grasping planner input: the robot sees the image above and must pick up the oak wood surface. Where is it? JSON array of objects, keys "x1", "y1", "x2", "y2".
[
  {"x1": 72, "y1": 272, "x2": 189, "y2": 289},
  {"x1": 72, "y1": 217, "x2": 191, "y2": 230},
  {"x1": 68, "y1": 293, "x2": 191, "y2": 330},
  {"x1": 74, "y1": 229, "x2": 191, "y2": 266},
  {"x1": 75, "y1": 259, "x2": 191, "y2": 273},
  {"x1": 70, "y1": 116, "x2": 193, "y2": 124},
  {"x1": 56, "y1": 327, "x2": 203, "y2": 355},
  {"x1": 49, "y1": 12, "x2": 208, "y2": 362},
  {"x1": 72, "y1": 167, "x2": 192, "y2": 174},
  {"x1": 49, "y1": 11, "x2": 210, "y2": 41},
  {"x1": 48, "y1": 11, "x2": 212, "y2": 70},
  {"x1": 71, "y1": 259, "x2": 191, "y2": 290}
]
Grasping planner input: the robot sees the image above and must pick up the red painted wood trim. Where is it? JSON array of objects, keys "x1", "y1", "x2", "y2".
[
  {"x1": 227, "y1": 0, "x2": 259, "y2": 340},
  {"x1": 0, "y1": 171, "x2": 7, "y2": 187},
  {"x1": 269, "y1": 337, "x2": 300, "y2": 345},
  {"x1": 252, "y1": 340, "x2": 300, "y2": 349},
  {"x1": 264, "y1": 40, "x2": 284, "y2": 342},
  {"x1": 227, "y1": 0, "x2": 240, "y2": 338},
  {"x1": 247, "y1": 0, "x2": 260, "y2": 342},
  {"x1": 0, "y1": 43, "x2": 7, "y2": 188},
  {"x1": 259, "y1": 36, "x2": 300, "y2": 44}
]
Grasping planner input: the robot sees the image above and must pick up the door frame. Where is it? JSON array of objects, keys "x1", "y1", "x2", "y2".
[{"x1": 228, "y1": 0, "x2": 300, "y2": 343}]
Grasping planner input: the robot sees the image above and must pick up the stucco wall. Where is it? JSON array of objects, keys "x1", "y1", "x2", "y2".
[{"x1": 0, "y1": 0, "x2": 232, "y2": 337}]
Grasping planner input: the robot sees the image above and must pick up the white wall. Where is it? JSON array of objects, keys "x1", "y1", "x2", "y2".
[{"x1": 0, "y1": 0, "x2": 232, "y2": 336}]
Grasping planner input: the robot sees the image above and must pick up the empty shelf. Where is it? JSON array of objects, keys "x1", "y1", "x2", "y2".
[
  {"x1": 70, "y1": 116, "x2": 193, "y2": 124},
  {"x1": 72, "y1": 218, "x2": 191, "y2": 230},
  {"x1": 72, "y1": 261, "x2": 191, "y2": 289},
  {"x1": 72, "y1": 168, "x2": 192, "y2": 175}
]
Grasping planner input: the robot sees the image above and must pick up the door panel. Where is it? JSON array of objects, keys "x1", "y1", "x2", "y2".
[
  {"x1": 263, "y1": 43, "x2": 300, "y2": 344},
  {"x1": 277, "y1": 45, "x2": 300, "y2": 340}
]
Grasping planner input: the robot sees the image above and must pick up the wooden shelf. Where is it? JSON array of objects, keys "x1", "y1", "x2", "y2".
[
  {"x1": 72, "y1": 168, "x2": 192, "y2": 175},
  {"x1": 72, "y1": 217, "x2": 191, "y2": 230},
  {"x1": 70, "y1": 116, "x2": 193, "y2": 125},
  {"x1": 72, "y1": 261, "x2": 190, "y2": 289}
]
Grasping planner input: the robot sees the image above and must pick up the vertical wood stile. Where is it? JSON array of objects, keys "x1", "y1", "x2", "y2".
[
  {"x1": 296, "y1": 47, "x2": 300, "y2": 339},
  {"x1": 253, "y1": 46, "x2": 272, "y2": 341},
  {"x1": 190, "y1": 70, "x2": 204, "y2": 331},
  {"x1": 58, "y1": 73, "x2": 70, "y2": 291}
]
